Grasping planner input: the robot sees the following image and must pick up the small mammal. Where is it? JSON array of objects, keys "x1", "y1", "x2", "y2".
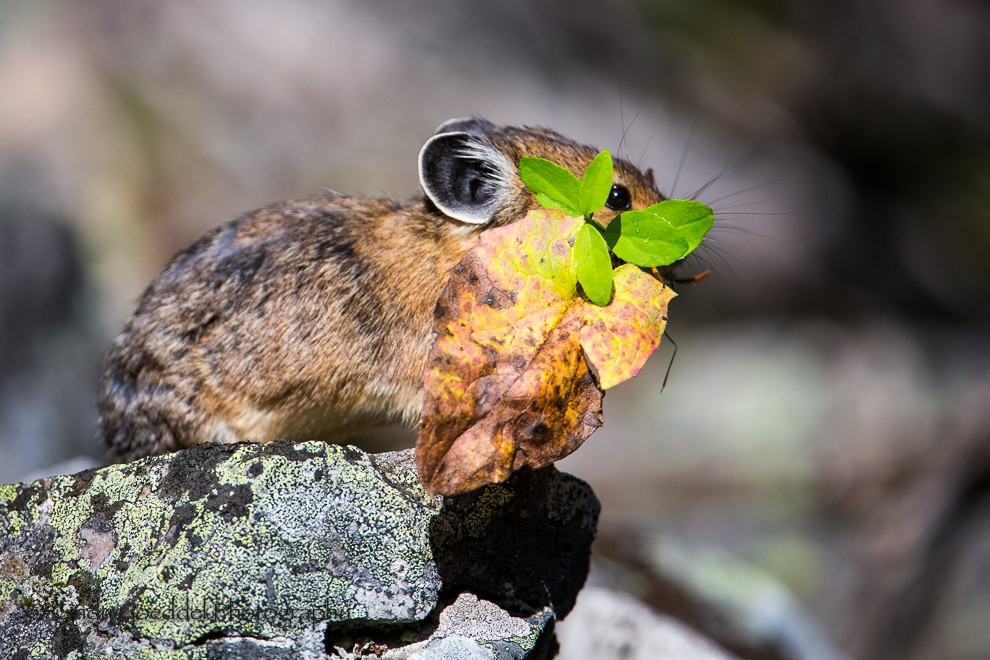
[{"x1": 98, "y1": 117, "x2": 667, "y2": 461}]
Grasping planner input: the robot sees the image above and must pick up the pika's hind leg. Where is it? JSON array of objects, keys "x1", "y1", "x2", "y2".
[{"x1": 97, "y1": 364, "x2": 208, "y2": 462}]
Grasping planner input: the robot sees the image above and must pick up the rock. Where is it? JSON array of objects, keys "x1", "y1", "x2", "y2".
[
  {"x1": 593, "y1": 531, "x2": 847, "y2": 660},
  {"x1": 558, "y1": 586, "x2": 736, "y2": 660},
  {"x1": 0, "y1": 202, "x2": 105, "y2": 486},
  {"x1": 331, "y1": 593, "x2": 557, "y2": 659},
  {"x1": 0, "y1": 441, "x2": 598, "y2": 658}
]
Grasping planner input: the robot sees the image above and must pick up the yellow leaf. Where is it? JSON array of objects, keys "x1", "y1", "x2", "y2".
[{"x1": 417, "y1": 209, "x2": 675, "y2": 496}]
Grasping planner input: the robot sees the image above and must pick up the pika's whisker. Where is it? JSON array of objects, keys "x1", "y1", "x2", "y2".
[
  {"x1": 705, "y1": 178, "x2": 782, "y2": 207},
  {"x1": 670, "y1": 121, "x2": 697, "y2": 199},
  {"x1": 687, "y1": 144, "x2": 764, "y2": 201},
  {"x1": 617, "y1": 105, "x2": 643, "y2": 160},
  {"x1": 707, "y1": 223, "x2": 772, "y2": 240},
  {"x1": 716, "y1": 211, "x2": 791, "y2": 217},
  {"x1": 713, "y1": 198, "x2": 771, "y2": 211},
  {"x1": 637, "y1": 120, "x2": 663, "y2": 172}
]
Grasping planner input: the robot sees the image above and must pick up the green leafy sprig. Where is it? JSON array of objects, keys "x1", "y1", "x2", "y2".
[{"x1": 518, "y1": 151, "x2": 714, "y2": 306}]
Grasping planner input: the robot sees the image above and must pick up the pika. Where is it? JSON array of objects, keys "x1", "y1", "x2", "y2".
[{"x1": 98, "y1": 117, "x2": 667, "y2": 461}]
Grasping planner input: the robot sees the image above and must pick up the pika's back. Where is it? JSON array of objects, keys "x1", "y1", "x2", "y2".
[{"x1": 98, "y1": 117, "x2": 666, "y2": 461}]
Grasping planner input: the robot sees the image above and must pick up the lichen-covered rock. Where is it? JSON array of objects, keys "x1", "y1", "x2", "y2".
[
  {"x1": 329, "y1": 594, "x2": 557, "y2": 659},
  {"x1": 0, "y1": 441, "x2": 598, "y2": 658}
]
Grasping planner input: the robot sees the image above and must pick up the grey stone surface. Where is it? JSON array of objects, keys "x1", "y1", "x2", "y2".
[
  {"x1": 0, "y1": 441, "x2": 597, "y2": 658},
  {"x1": 558, "y1": 586, "x2": 736, "y2": 660},
  {"x1": 636, "y1": 535, "x2": 845, "y2": 660},
  {"x1": 329, "y1": 594, "x2": 555, "y2": 659}
]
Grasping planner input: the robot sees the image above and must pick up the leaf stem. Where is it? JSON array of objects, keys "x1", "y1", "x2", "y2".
[{"x1": 584, "y1": 214, "x2": 607, "y2": 234}]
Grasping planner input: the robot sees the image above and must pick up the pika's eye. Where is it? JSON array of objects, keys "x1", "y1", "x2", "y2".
[{"x1": 605, "y1": 184, "x2": 632, "y2": 211}]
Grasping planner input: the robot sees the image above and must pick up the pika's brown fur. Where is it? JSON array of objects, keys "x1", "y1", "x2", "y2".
[{"x1": 98, "y1": 118, "x2": 666, "y2": 461}]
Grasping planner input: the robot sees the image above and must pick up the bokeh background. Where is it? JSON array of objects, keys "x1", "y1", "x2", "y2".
[{"x1": 1, "y1": 1, "x2": 988, "y2": 658}]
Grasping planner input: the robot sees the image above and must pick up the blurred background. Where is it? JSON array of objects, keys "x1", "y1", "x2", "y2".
[{"x1": 1, "y1": 1, "x2": 988, "y2": 658}]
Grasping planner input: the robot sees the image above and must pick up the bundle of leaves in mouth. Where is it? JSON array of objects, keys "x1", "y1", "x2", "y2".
[
  {"x1": 518, "y1": 150, "x2": 714, "y2": 305},
  {"x1": 415, "y1": 150, "x2": 713, "y2": 496}
]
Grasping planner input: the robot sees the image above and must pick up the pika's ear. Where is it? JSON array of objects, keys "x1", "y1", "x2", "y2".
[
  {"x1": 432, "y1": 116, "x2": 496, "y2": 136},
  {"x1": 418, "y1": 131, "x2": 514, "y2": 225}
]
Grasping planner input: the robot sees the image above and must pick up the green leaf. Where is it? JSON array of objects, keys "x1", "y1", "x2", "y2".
[
  {"x1": 574, "y1": 223, "x2": 614, "y2": 305},
  {"x1": 648, "y1": 199, "x2": 714, "y2": 254},
  {"x1": 519, "y1": 157, "x2": 582, "y2": 216},
  {"x1": 606, "y1": 213, "x2": 689, "y2": 267},
  {"x1": 533, "y1": 193, "x2": 579, "y2": 216},
  {"x1": 580, "y1": 150, "x2": 613, "y2": 217},
  {"x1": 603, "y1": 214, "x2": 622, "y2": 250},
  {"x1": 606, "y1": 200, "x2": 714, "y2": 268}
]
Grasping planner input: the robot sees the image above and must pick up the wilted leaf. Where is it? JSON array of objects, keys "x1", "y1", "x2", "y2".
[
  {"x1": 417, "y1": 209, "x2": 676, "y2": 496},
  {"x1": 579, "y1": 264, "x2": 675, "y2": 388}
]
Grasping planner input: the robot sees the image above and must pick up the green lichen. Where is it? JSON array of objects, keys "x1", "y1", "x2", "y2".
[
  {"x1": 0, "y1": 441, "x2": 597, "y2": 657},
  {"x1": 464, "y1": 484, "x2": 516, "y2": 538},
  {"x1": 0, "y1": 483, "x2": 19, "y2": 506},
  {"x1": 0, "y1": 444, "x2": 427, "y2": 648},
  {"x1": 511, "y1": 610, "x2": 553, "y2": 649},
  {"x1": 29, "y1": 641, "x2": 50, "y2": 656}
]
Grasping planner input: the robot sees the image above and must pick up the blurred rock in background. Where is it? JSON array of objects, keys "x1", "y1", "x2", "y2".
[
  {"x1": 0, "y1": 196, "x2": 105, "y2": 481},
  {"x1": 0, "y1": 0, "x2": 987, "y2": 658}
]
